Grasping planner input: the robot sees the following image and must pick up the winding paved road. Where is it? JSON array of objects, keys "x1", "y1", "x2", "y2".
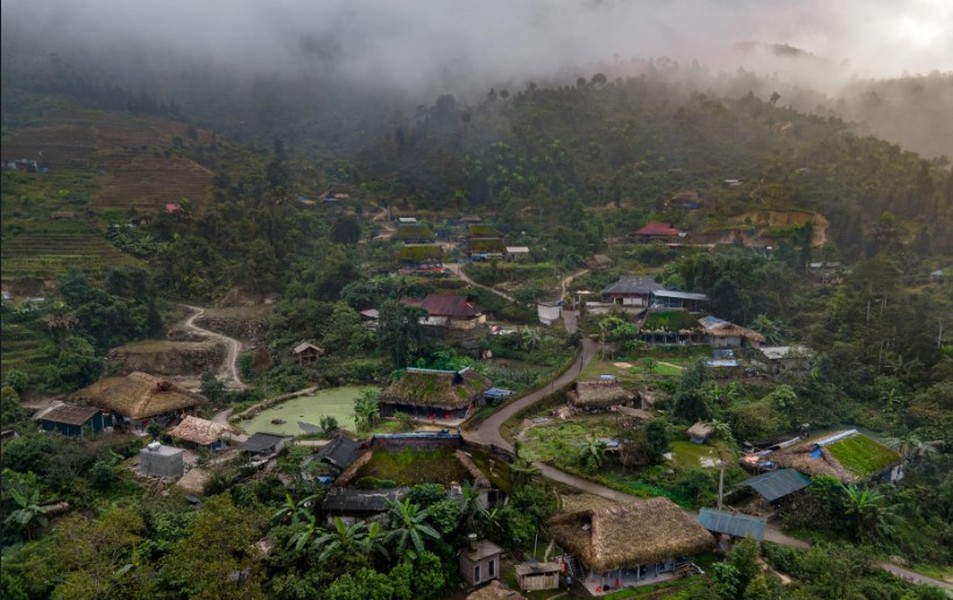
[{"x1": 181, "y1": 305, "x2": 246, "y2": 390}]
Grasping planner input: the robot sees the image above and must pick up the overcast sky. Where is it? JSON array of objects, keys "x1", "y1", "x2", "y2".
[{"x1": 3, "y1": 0, "x2": 951, "y2": 89}]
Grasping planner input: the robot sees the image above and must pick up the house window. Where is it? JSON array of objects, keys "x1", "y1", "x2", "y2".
[
  {"x1": 488, "y1": 559, "x2": 496, "y2": 578},
  {"x1": 474, "y1": 565, "x2": 481, "y2": 583}
]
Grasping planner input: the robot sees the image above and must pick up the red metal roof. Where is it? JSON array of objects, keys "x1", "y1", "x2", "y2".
[
  {"x1": 634, "y1": 222, "x2": 680, "y2": 237},
  {"x1": 404, "y1": 294, "x2": 484, "y2": 318}
]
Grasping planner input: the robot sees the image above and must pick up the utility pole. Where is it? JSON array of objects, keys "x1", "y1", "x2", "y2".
[{"x1": 717, "y1": 459, "x2": 725, "y2": 510}]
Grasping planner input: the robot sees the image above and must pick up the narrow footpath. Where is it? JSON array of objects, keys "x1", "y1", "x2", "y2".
[{"x1": 181, "y1": 305, "x2": 246, "y2": 390}]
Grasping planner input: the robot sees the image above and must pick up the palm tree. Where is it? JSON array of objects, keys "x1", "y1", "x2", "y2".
[
  {"x1": 578, "y1": 438, "x2": 608, "y2": 471},
  {"x1": 841, "y1": 484, "x2": 893, "y2": 542},
  {"x1": 385, "y1": 498, "x2": 440, "y2": 555},
  {"x1": 314, "y1": 517, "x2": 383, "y2": 564},
  {"x1": 520, "y1": 327, "x2": 543, "y2": 351},
  {"x1": 4, "y1": 487, "x2": 48, "y2": 540},
  {"x1": 288, "y1": 514, "x2": 322, "y2": 552},
  {"x1": 271, "y1": 491, "x2": 317, "y2": 526},
  {"x1": 353, "y1": 389, "x2": 381, "y2": 433}
]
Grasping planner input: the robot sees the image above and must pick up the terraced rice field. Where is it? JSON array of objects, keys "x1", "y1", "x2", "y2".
[
  {"x1": 0, "y1": 233, "x2": 142, "y2": 280},
  {"x1": 0, "y1": 337, "x2": 55, "y2": 376},
  {"x1": 92, "y1": 156, "x2": 213, "y2": 213}
]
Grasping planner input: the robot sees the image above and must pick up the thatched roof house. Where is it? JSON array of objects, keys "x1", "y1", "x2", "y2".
[
  {"x1": 70, "y1": 372, "x2": 206, "y2": 423},
  {"x1": 698, "y1": 316, "x2": 764, "y2": 348},
  {"x1": 567, "y1": 380, "x2": 636, "y2": 410},
  {"x1": 167, "y1": 416, "x2": 229, "y2": 447},
  {"x1": 771, "y1": 430, "x2": 902, "y2": 484},
  {"x1": 616, "y1": 406, "x2": 652, "y2": 423},
  {"x1": 380, "y1": 367, "x2": 491, "y2": 419},
  {"x1": 546, "y1": 498, "x2": 714, "y2": 573}
]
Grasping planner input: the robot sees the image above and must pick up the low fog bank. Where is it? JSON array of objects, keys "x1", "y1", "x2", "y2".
[{"x1": 2, "y1": 0, "x2": 951, "y2": 157}]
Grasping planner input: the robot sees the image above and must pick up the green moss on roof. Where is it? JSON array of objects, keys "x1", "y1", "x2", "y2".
[
  {"x1": 827, "y1": 434, "x2": 901, "y2": 479},
  {"x1": 469, "y1": 238, "x2": 506, "y2": 252},
  {"x1": 469, "y1": 224, "x2": 503, "y2": 237},
  {"x1": 394, "y1": 224, "x2": 435, "y2": 241},
  {"x1": 381, "y1": 369, "x2": 490, "y2": 410},
  {"x1": 397, "y1": 245, "x2": 443, "y2": 260}
]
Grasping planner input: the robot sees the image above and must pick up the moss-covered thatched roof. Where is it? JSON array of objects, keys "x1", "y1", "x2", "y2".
[
  {"x1": 393, "y1": 224, "x2": 435, "y2": 241},
  {"x1": 397, "y1": 244, "x2": 443, "y2": 261},
  {"x1": 469, "y1": 224, "x2": 503, "y2": 238},
  {"x1": 772, "y1": 430, "x2": 900, "y2": 483},
  {"x1": 567, "y1": 381, "x2": 635, "y2": 408},
  {"x1": 381, "y1": 367, "x2": 491, "y2": 410},
  {"x1": 469, "y1": 238, "x2": 507, "y2": 252},
  {"x1": 167, "y1": 416, "x2": 229, "y2": 445},
  {"x1": 546, "y1": 498, "x2": 715, "y2": 572},
  {"x1": 70, "y1": 372, "x2": 206, "y2": 420}
]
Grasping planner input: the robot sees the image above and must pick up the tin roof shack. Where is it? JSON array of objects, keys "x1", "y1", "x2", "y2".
[
  {"x1": 736, "y1": 469, "x2": 812, "y2": 504},
  {"x1": 315, "y1": 434, "x2": 362, "y2": 475},
  {"x1": 751, "y1": 345, "x2": 814, "y2": 376},
  {"x1": 698, "y1": 316, "x2": 764, "y2": 349},
  {"x1": 240, "y1": 432, "x2": 292, "y2": 459},
  {"x1": 33, "y1": 402, "x2": 113, "y2": 437},
  {"x1": 69, "y1": 371, "x2": 206, "y2": 432},
  {"x1": 771, "y1": 430, "x2": 903, "y2": 484},
  {"x1": 460, "y1": 536, "x2": 504, "y2": 587},
  {"x1": 139, "y1": 442, "x2": 185, "y2": 479},
  {"x1": 380, "y1": 367, "x2": 491, "y2": 422},
  {"x1": 696, "y1": 508, "x2": 767, "y2": 542},
  {"x1": 546, "y1": 498, "x2": 714, "y2": 595},
  {"x1": 567, "y1": 380, "x2": 636, "y2": 411}
]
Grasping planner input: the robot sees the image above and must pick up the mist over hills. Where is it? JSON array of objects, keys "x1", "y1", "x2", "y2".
[{"x1": 2, "y1": 0, "x2": 952, "y2": 158}]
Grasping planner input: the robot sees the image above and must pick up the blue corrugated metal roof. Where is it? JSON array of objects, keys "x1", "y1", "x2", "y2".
[
  {"x1": 697, "y1": 508, "x2": 767, "y2": 540},
  {"x1": 738, "y1": 469, "x2": 811, "y2": 502}
]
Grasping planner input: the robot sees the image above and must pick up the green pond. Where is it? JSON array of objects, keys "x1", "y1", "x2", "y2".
[
  {"x1": 669, "y1": 440, "x2": 720, "y2": 469},
  {"x1": 241, "y1": 386, "x2": 377, "y2": 436}
]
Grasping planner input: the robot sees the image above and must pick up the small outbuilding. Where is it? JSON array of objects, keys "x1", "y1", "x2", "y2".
[
  {"x1": 687, "y1": 422, "x2": 714, "y2": 444},
  {"x1": 321, "y1": 487, "x2": 407, "y2": 523},
  {"x1": 737, "y1": 469, "x2": 812, "y2": 503},
  {"x1": 293, "y1": 342, "x2": 325, "y2": 365},
  {"x1": 139, "y1": 441, "x2": 185, "y2": 479},
  {"x1": 240, "y1": 432, "x2": 292, "y2": 458},
  {"x1": 696, "y1": 508, "x2": 767, "y2": 542},
  {"x1": 460, "y1": 536, "x2": 504, "y2": 587},
  {"x1": 315, "y1": 434, "x2": 362, "y2": 475},
  {"x1": 514, "y1": 562, "x2": 562, "y2": 592}
]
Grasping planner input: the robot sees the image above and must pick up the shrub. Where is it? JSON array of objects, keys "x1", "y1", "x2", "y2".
[{"x1": 353, "y1": 476, "x2": 398, "y2": 489}]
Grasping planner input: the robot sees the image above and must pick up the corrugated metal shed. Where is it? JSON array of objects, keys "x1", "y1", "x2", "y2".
[
  {"x1": 738, "y1": 469, "x2": 811, "y2": 502},
  {"x1": 697, "y1": 508, "x2": 767, "y2": 540}
]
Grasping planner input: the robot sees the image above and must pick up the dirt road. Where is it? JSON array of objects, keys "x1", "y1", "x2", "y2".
[
  {"x1": 444, "y1": 263, "x2": 516, "y2": 303},
  {"x1": 181, "y1": 305, "x2": 246, "y2": 390}
]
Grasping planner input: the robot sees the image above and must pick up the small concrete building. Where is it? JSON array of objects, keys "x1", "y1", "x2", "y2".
[
  {"x1": 460, "y1": 536, "x2": 504, "y2": 587},
  {"x1": 139, "y1": 442, "x2": 185, "y2": 479}
]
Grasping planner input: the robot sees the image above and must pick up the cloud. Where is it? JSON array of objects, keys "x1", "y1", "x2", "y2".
[{"x1": 2, "y1": 0, "x2": 951, "y2": 92}]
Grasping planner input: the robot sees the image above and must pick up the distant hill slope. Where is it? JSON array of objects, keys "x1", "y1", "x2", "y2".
[
  {"x1": 1, "y1": 108, "x2": 215, "y2": 214},
  {"x1": 0, "y1": 106, "x2": 223, "y2": 285}
]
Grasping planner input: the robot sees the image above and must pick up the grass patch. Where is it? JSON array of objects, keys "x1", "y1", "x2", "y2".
[
  {"x1": 911, "y1": 564, "x2": 953, "y2": 584},
  {"x1": 603, "y1": 574, "x2": 711, "y2": 598},
  {"x1": 826, "y1": 434, "x2": 901, "y2": 479},
  {"x1": 355, "y1": 448, "x2": 470, "y2": 486},
  {"x1": 520, "y1": 417, "x2": 620, "y2": 464},
  {"x1": 668, "y1": 440, "x2": 719, "y2": 469}
]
